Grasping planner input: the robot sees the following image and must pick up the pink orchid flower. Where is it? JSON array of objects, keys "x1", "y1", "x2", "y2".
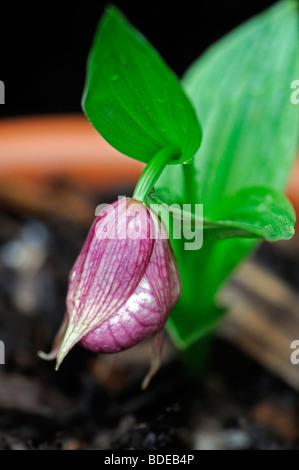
[{"x1": 39, "y1": 198, "x2": 181, "y2": 388}]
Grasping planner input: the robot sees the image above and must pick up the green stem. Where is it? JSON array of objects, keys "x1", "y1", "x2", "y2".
[
  {"x1": 133, "y1": 144, "x2": 181, "y2": 202},
  {"x1": 183, "y1": 162, "x2": 197, "y2": 204}
]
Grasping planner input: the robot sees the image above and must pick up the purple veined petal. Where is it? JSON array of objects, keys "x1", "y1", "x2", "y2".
[
  {"x1": 67, "y1": 199, "x2": 120, "y2": 300},
  {"x1": 145, "y1": 213, "x2": 182, "y2": 313},
  {"x1": 39, "y1": 198, "x2": 182, "y2": 389},
  {"x1": 55, "y1": 199, "x2": 155, "y2": 368},
  {"x1": 79, "y1": 275, "x2": 163, "y2": 352},
  {"x1": 141, "y1": 215, "x2": 181, "y2": 387},
  {"x1": 79, "y1": 209, "x2": 182, "y2": 387},
  {"x1": 79, "y1": 210, "x2": 181, "y2": 354}
]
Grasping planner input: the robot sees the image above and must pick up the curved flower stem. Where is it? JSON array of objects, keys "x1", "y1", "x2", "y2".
[
  {"x1": 133, "y1": 144, "x2": 181, "y2": 202},
  {"x1": 183, "y1": 161, "x2": 197, "y2": 204}
]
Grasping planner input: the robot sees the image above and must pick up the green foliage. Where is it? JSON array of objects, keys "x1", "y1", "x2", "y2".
[
  {"x1": 82, "y1": 5, "x2": 202, "y2": 165},
  {"x1": 155, "y1": 0, "x2": 299, "y2": 348},
  {"x1": 82, "y1": 1, "x2": 298, "y2": 355}
]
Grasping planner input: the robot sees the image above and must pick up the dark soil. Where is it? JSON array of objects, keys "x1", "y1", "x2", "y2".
[{"x1": 0, "y1": 207, "x2": 299, "y2": 450}]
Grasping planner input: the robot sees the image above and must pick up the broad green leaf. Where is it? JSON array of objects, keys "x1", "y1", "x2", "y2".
[
  {"x1": 183, "y1": 0, "x2": 298, "y2": 206},
  {"x1": 205, "y1": 187, "x2": 296, "y2": 241},
  {"x1": 155, "y1": 0, "x2": 299, "y2": 348},
  {"x1": 82, "y1": 5, "x2": 202, "y2": 165},
  {"x1": 148, "y1": 186, "x2": 295, "y2": 242}
]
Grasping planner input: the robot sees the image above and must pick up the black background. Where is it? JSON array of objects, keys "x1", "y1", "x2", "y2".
[{"x1": 1, "y1": 0, "x2": 276, "y2": 119}]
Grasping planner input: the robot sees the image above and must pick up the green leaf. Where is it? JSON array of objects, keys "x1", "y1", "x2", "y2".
[
  {"x1": 206, "y1": 187, "x2": 296, "y2": 242},
  {"x1": 154, "y1": 0, "x2": 299, "y2": 348},
  {"x1": 182, "y1": 0, "x2": 298, "y2": 206},
  {"x1": 149, "y1": 186, "x2": 296, "y2": 242},
  {"x1": 82, "y1": 5, "x2": 202, "y2": 165}
]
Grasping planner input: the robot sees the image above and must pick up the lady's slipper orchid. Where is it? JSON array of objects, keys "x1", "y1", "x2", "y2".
[{"x1": 39, "y1": 198, "x2": 181, "y2": 388}]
